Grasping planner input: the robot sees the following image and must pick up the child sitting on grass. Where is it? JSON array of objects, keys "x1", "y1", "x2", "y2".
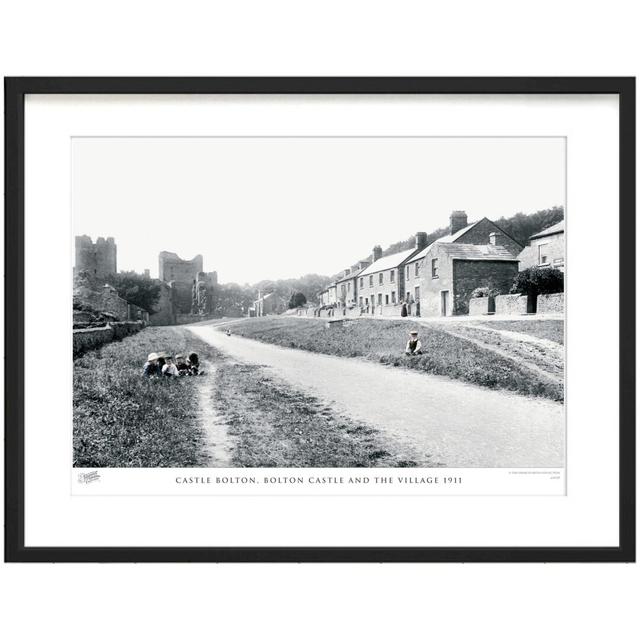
[{"x1": 405, "y1": 330, "x2": 423, "y2": 356}]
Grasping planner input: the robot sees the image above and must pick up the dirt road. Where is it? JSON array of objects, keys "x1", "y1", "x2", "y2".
[{"x1": 189, "y1": 324, "x2": 564, "y2": 467}]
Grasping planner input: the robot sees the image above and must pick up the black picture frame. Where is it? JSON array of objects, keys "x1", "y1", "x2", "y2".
[{"x1": 4, "y1": 77, "x2": 636, "y2": 563}]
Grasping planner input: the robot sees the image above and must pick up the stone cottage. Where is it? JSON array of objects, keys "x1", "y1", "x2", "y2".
[
  {"x1": 408, "y1": 211, "x2": 522, "y2": 316},
  {"x1": 518, "y1": 220, "x2": 565, "y2": 272},
  {"x1": 252, "y1": 292, "x2": 286, "y2": 316}
]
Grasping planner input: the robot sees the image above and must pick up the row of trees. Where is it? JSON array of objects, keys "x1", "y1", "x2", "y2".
[{"x1": 104, "y1": 271, "x2": 317, "y2": 316}]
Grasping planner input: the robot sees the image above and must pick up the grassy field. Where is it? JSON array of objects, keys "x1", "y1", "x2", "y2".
[
  {"x1": 225, "y1": 317, "x2": 564, "y2": 401},
  {"x1": 211, "y1": 360, "x2": 420, "y2": 467},
  {"x1": 472, "y1": 319, "x2": 564, "y2": 344},
  {"x1": 74, "y1": 326, "x2": 211, "y2": 467}
]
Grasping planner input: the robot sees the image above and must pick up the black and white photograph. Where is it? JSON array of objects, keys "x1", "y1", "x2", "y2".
[
  {"x1": 72, "y1": 136, "x2": 566, "y2": 474},
  {"x1": 5, "y1": 76, "x2": 633, "y2": 565}
]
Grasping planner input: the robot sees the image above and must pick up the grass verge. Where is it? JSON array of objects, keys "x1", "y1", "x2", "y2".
[
  {"x1": 211, "y1": 359, "x2": 420, "y2": 467},
  {"x1": 74, "y1": 326, "x2": 211, "y2": 467},
  {"x1": 226, "y1": 317, "x2": 564, "y2": 401}
]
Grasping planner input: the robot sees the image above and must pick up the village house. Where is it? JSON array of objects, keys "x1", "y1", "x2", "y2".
[
  {"x1": 251, "y1": 291, "x2": 286, "y2": 317},
  {"x1": 517, "y1": 220, "x2": 565, "y2": 272},
  {"x1": 357, "y1": 234, "x2": 427, "y2": 315},
  {"x1": 317, "y1": 286, "x2": 330, "y2": 306},
  {"x1": 326, "y1": 282, "x2": 338, "y2": 306},
  {"x1": 335, "y1": 261, "x2": 370, "y2": 308},
  {"x1": 407, "y1": 211, "x2": 522, "y2": 316}
]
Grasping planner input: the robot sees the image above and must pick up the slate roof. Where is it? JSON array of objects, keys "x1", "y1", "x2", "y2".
[
  {"x1": 406, "y1": 220, "x2": 481, "y2": 263},
  {"x1": 437, "y1": 243, "x2": 518, "y2": 261},
  {"x1": 358, "y1": 247, "x2": 420, "y2": 277},
  {"x1": 529, "y1": 220, "x2": 564, "y2": 240},
  {"x1": 335, "y1": 264, "x2": 368, "y2": 284}
]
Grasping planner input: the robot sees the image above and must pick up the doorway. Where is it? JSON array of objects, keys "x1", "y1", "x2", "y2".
[{"x1": 440, "y1": 290, "x2": 449, "y2": 316}]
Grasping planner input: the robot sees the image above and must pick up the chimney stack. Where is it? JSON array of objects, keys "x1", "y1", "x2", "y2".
[
  {"x1": 344, "y1": 268, "x2": 351, "y2": 277},
  {"x1": 372, "y1": 245, "x2": 382, "y2": 262},
  {"x1": 450, "y1": 210, "x2": 468, "y2": 235},
  {"x1": 415, "y1": 231, "x2": 428, "y2": 250},
  {"x1": 489, "y1": 232, "x2": 502, "y2": 246}
]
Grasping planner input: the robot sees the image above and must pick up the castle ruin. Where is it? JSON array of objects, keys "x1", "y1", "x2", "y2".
[
  {"x1": 75, "y1": 235, "x2": 117, "y2": 278},
  {"x1": 159, "y1": 251, "x2": 218, "y2": 315}
]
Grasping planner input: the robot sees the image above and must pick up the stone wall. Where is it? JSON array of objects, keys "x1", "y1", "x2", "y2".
[
  {"x1": 537, "y1": 292, "x2": 564, "y2": 314},
  {"x1": 495, "y1": 293, "x2": 528, "y2": 315},
  {"x1": 469, "y1": 297, "x2": 493, "y2": 315},
  {"x1": 75, "y1": 282, "x2": 149, "y2": 323},
  {"x1": 452, "y1": 260, "x2": 519, "y2": 315},
  {"x1": 73, "y1": 321, "x2": 145, "y2": 358},
  {"x1": 380, "y1": 304, "x2": 403, "y2": 317}
]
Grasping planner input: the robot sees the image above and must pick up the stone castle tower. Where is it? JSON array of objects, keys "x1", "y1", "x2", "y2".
[
  {"x1": 75, "y1": 235, "x2": 117, "y2": 278},
  {"x1": 158, "y1": 251, "x2": 218, "y2": 314}
]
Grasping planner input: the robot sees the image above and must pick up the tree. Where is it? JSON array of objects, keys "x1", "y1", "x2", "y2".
[
  {"x1": 106, "y1": 271, "x2": 161, "y2": 312},
  {"x1": 511, "y1": 267, "x2": 564, "y2": 296},
  {"x1": 288, "y1": 291, "x2": 307, "y2": 308},
  {"x1": 214, "y1": 283, "x2": 256, "y2": 317}
]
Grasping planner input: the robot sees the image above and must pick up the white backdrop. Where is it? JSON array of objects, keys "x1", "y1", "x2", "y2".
[{"x1": 1, "y1": 2, "x2": 638, "y2": 639}]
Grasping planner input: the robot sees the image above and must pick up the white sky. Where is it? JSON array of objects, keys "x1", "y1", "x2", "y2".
[{"x1": 72, "y1": 137, "x2": 565, "y2": 283}]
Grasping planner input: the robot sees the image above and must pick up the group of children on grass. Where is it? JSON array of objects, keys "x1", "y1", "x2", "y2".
[{"x1": 143, "y1": 352, "x2": 202, "y2": 377}]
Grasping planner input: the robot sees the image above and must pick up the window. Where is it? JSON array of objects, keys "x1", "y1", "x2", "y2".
[
  {"x1": 379, "y1": 272, "x2": 384, "y2": 285},
  {"x1": 359, "y1": 277, "x2": 364, "y2": 288},
  {"x1": 369, "y1": 275, "x2": 374, "y2": 287},
  {"x1": 432, "y1": 258, "x2": 439, "y2": 278},
  {"x1": 538, "y1": 243, "x2": 550, "y2": 266},
  {"x1": 385, "y1": 294, "x2": 389, "y2": 305},
  {"x1": 415, "y1": 261, "x2": 420, "y2": 276},
  {"x1": 347, "y1": 281, "x2": 351, "y2": 292},
  {"x1": 359, "y1": 296, "x2": 363, "y2": 307},
  {"x1": 378, "y1": 293, "x2": 382, "y2": 306},
  {"x1": 406, "y1": 265, "x2": 410, "y2": 279},
  {"x1": 391, "y1": 291, "x2": 396, "y2": 304},
  {"x1": 390, "y1": 270, "x2": 395, "y2": 282}
]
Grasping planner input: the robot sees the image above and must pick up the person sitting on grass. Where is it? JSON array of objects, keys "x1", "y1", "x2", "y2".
[
  {"x1": 405, "y1": 330, "x2": 423, "y2": 356},
  {"x1": 161, "y1": 356, "x2": 179, "y2": 377},
  {"x1": 175, "y1": 354, "x2": 190, "y2": 376},
  {"x1": 143, "y1": 352, "x2": 161, "y2": 377},
  {"x1": 188, "y1": 352, "x2": 200, "y2": 375}
]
